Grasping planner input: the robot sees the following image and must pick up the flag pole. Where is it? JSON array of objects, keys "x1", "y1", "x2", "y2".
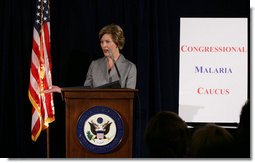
[{"x1": 46, "y1": 128, "x2": 50, "y2": 158}]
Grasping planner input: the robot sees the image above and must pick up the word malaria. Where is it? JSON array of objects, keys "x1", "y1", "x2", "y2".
[{"x1": 195, "y1": 66, "x2": 232, "y2": 74}]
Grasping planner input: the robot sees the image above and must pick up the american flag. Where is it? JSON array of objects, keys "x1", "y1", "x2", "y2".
[{"x1": 28, "y1": 0, "x2": 55, "y2": 142}]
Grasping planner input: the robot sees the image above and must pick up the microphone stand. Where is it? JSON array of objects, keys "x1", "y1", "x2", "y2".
[{"x1": 109, "y1": 50, "x2": 121, "y2": 81}]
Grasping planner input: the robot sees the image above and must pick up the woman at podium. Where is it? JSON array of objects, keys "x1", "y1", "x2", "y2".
[
  {"x1": 84, "y1": 24, "x2": 137, "y2": 89},
  {"x1": 44, "y1": 24, "x2": 137, "y2": 93}
]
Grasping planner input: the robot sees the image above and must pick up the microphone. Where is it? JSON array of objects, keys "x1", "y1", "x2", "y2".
[
  {"x1": 94, "y1": 49, "x2": 121, "y2": 89},
  {"x1": 109, "y1": 49, "x2": 121, "y2": 81}
]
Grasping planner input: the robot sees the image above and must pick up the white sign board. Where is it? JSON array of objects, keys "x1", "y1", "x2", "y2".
[{"x1": 179, "y1": 18, "x2": 248, "y2": 123}]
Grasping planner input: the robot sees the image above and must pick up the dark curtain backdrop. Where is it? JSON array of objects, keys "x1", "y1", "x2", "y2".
[{"x1": 0, "y1": 0, "x2": 249, "y2": 158}]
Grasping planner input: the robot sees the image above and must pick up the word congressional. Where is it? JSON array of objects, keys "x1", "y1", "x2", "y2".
[{"x1": 180, "y1": 45, "x2": 247, "y2": 53}]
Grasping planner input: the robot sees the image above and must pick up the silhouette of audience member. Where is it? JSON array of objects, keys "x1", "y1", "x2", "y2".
[
  {"x1": 235, "y1": 100, "x2": 250, "y2": 158},
  {"x1": 190, "y1": 123, "x2": 235, "y2": 158},
  {"x1": 144, "y1": 111, "x2": 190, "y2": 158}
]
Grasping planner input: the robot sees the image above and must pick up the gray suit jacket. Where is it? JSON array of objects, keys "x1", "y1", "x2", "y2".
[{"x1": 84, "y1": 54, "x2": 137, "y2": 89}]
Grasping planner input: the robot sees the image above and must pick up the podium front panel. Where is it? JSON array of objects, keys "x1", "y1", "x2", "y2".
[{"x1": 62, "y1": 89, "x2": 136, "y2": 158}]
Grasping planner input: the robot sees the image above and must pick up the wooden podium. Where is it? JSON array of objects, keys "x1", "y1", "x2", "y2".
[{"x1": 61, "y1": 88, "x2": 137, "y2": 158}]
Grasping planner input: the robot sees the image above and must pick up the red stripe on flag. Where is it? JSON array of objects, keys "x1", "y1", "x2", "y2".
[
  {"x1": 29, "y1": 85, "x2": 40, "y2": 106},
  {"x1": 43, "y1": 23, "x2": 51, "y2": 58},
  {"x1": 30, "y1": 63, "x2": 39, "y2": 82},
  {"x1": 32, "y1": 39, "x2": 41, "y2": 58},
  {"x1": 31, "y1": 112, "x2": 41, "y2": 141}
]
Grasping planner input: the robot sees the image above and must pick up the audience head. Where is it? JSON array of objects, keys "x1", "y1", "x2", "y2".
[
  {"x1": 144, "y1": 111, "x2": 190, "y2": 158},
  {"x1": 191, "y1": 123, "x2": 235, "y2": 158},
  {"x1": 237, "y1": 99, "x2": 250, "y2": 140},
  {"x1": 236, "y1": 99, "x2": 250, "y2": 158}
]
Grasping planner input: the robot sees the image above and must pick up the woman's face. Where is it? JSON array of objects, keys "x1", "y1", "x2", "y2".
[{"x1": 100, "y1": 34, "x2": 118, "y2": 57}]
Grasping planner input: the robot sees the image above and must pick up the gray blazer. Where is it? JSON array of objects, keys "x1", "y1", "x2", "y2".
[{"x1": 84, "y1": 54, "x2": 137, "y2": 89}]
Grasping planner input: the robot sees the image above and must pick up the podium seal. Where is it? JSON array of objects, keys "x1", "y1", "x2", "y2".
[{"x1": 77, "y1": 106, "x2": 124, "y2": 154}]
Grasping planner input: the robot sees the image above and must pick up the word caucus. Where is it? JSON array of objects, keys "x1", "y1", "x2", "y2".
[{"x1": 197, "y1": 87, "x2": 230, "y2": 95}]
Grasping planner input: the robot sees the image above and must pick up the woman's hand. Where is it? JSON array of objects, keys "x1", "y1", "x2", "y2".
[{"x1": 43, "y1": 85, "x2": 61, "y2": 93}]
